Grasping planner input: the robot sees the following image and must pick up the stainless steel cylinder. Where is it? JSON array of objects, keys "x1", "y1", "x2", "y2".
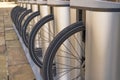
[
  {"x1": 39, "y1": 5, "x2": 49, "y2": 54},
  {"x1": 86, "y1": 10, "x2": 120, "y2": 80},
  {"x1": 27, "y1": 3, "x2": 31, "y2": 9}
]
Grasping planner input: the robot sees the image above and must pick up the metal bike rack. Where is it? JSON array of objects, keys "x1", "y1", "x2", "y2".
[
  {"x1": 71, "y1": 0, "x2": 120, "y2": 80},
  {"x1": 48, "y1": 0, "x2": 70, "y2": 33},
  {"x1": 17, "y1": 0, "x2": 22, "y2": 7},
  {"x1": 18, "y1": 0, "x2": 41, "y2": 48},
  {"x1": 11, "y1": 0, "x2": 120, "y2": 80},
  {"x1": 23, "y1": 0, "x2": 40, "y2": 39},
  {"x1": 17, "y1": 1, "x2": 32, "y2": 34},
  {"x1": 30, "y1": 1, "x2": 39, "y2": 23},
  {"x1": 14, "y1": 3, "x2": 27, "y2": 30},
  {"x1": 38, "y1": 0, "x2": 52, "y2": 54},
  {"x1": 26, "y1": 0, "x2": 31, "y2": 10}
]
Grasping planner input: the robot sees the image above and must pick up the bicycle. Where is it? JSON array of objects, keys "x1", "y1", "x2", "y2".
[{"x1": 28, "y1": 13, "x2": 54, "y2": 68}]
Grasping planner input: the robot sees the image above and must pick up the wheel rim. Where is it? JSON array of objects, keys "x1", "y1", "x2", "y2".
[{"x1": 43, "y1": 22, "x2": 85, "y2": 80}]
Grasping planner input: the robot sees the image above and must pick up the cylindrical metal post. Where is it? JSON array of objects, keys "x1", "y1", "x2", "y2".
[
  {"x1": 70, "y1": 0, "x2": 120, "y2": 80},
  {"x1": 39, "y1": 5, "x2": 50, "y2": 54},
  {"x1": 23, "y1": 2, "x2": 26, "y2": 8},
  {"x1": 55, "y1": 6, "x2": 70, "y2": 33},
  {"x1": 28, "y1": 1, "x2": 39, "y2": 33},
  {"x1": 27, "y1": 2, "x2": 31, "y2": 10},
  {"x1": 54, "y1": 6, "x2": 70, "y2": 80},
  {"x1": 32, "y1": 2, "x2": 39, "y2": 23},
  {"x1": 48, "y1": 0, "x2": 70, "y2": 80},
  {"x1": 86, "y1": 11, "x2": 120, "y2": 80}
]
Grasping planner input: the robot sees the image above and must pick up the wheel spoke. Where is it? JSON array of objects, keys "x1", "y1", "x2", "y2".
[
  {"x1": 67, "y1": 38, "x2": 81, "y2": 60},
  {"x1": 61, "y1": 44, "x2": 81, "y2": 62},
  {"x1": 73, "y1": 35, "x2": 85, "y2": 55},
  {"x1": 56, "y1": 67, "x2": 76, "y2": 79}
]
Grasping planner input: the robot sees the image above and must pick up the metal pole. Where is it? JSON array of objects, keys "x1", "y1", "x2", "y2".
[
  {"x1": 86, "y1": 11, "x2": 120, "y2": 80},
  {"x1": 48, "y1": 0, "x2": 70, "y2": 80},
  {"x1": 39, "y1": 5, "x2": 50, "y2": 54},
  {"x1": 70, "y1": 0, "x2": 120, "y2": 80},
  {"x1": 27, "y1": 1, "x2": 31, "y2": 9}
]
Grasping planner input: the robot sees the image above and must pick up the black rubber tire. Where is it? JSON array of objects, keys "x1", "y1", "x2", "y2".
[
  {"x1": 11, "y1": 6, "x2": 20, "y2": 22},
  {"x1": 18, "y1": 9, "x2": 32, "y2": 35},
  {"x1": 15, "y1": 8, "x2": 27, "y2": 31},
  {"x1": 43, "y1": 21, "x2": 85, "y2": 80},
  {"x1": 14, "y1": 7, "x2": 24, "y2": 25},
  {"x1": 21, "y1": 11, "x2": 40, "y2": 47},
  {"x1": 11, "y1": 6, "x2": 21, "y2": 24},
  {"x1": 12, "y1": 7, "x2": 24, "y2": 27},
  {"x1": 28, "y1": 14, "x2": 54, "y2": 68}
]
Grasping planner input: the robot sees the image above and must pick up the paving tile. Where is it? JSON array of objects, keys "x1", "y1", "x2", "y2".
[
  {"x1": 0, "y1": 32, "x2": 4, "y2": 37},
  {"x1": 0, "y1": 22, "x2": 4, "y2": 27},
  {"x1": 4, "y1": 15, "x2": 9, "y2": 18},
  {"x1": 4, "y1": 16, "x2": 12, "y2": 23},
  {"x1": 0, "y1": 34, "x2": 5, "y2": 46},
  {"x1": 5, "y1": 27, "x2": 13, "y2": 31},
  {"x1": 8, "y1": 64, "x2": 35, "y2": 80},
  {"x1": 5, "y1": 31, "x2": 18, "y2": 40},
  {"x1": 0, "y1": 25, "x2": 4, "y2": 33},
  {"x1": 3, "y1": 11, "x2": 9, "y2": 16},
  {"x1": 7, "y1": 47, "x2": 28, "y2": 66},
  {"x1": 4, "y1": 19, "x2": 12, "y2": 23},
  {"x1": 0, "y1": 54, "x2": 7, "y2": 80},
  {"x1": 6, "y1": 40, "x2": 21, "y2": 47},
  {"x1": 0, "y1": 4, "x2": 35, "y2": 80},
  {"x1": 0, "y1": 19, "x2": 3, "y2": 23},
  {"x1": 4, "y1": 21, "x2": 12, "y2": 25},
  {"x1": 0, "y1": 45, "x2": 6, "y2": 54},
  {"x1": 6, "y1": 8, "x2": 12, "y2": 15},
  {"x1": 0, "y1": 16, "x2": 3, "y2": 18},
  {"x1": 4, "y1": 23, "x2": 13, "y2": 30},
  {"x1": 5, "y1": 29, "x2": 15, "y2": 33},
  {"x1": 0, "y1": 9, "x2": 4, "y2": 16}
]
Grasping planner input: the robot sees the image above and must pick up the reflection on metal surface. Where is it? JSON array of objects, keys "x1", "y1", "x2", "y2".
[{"x1": 86, "y1": 11, "x2": 120, "y2": 80}]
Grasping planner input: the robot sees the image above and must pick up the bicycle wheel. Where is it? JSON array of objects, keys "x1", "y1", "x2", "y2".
[
  {"x1": 15, "y1": 8, "x2": 27, "y2": 31},
  {"x1": 11, "y1": 6, "x2": 21, "y2": 24},
  {"x1": 22, "y1": 11, "x2": 40, "y2": 47},
  {"x1": 18, "y1": 9, "x2": 32, "y2": 35},
  {"x1": 29, "y1": 14, "x2": 54, "y2": 68},
  {"x1": 11, "y1": 6, "x2": 20, "y2": 22},
  {"x1": 43, "y1": 21, "x2": 85, "y2": 80}
]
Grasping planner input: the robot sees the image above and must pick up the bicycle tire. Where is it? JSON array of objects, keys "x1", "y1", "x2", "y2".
[
  {"x1": 11, "y1": 6, "x2": 21, "y2": 24},
  {"x1": 18, "y1": 9, "x2": 32, "y2": 35},
  {"x1": 22, "y1": 11, "x2": 40, "y2": 47},
  {"x1": 14, "y1": 7, "x2": 24, "y2": 24},
  {"x1": 15, "y1": 8, "x2": 27, "y2": 30},
  {"x1": 28, "y1": 14, "x2": 54, "y2": 68},
  {"x1": 11, "y1": 6, "x2": 20, "y2": 22},
  {"x1": 43, "y1": 21, "x2": 85, "y2": 80},
  {"x1": 12, "y1": 7, "x2": 25, "y2": 27}
]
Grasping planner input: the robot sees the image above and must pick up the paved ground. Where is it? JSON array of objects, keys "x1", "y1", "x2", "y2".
[{"x1": 0, "y1": 2, "x2": 35, "y2": 80}]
